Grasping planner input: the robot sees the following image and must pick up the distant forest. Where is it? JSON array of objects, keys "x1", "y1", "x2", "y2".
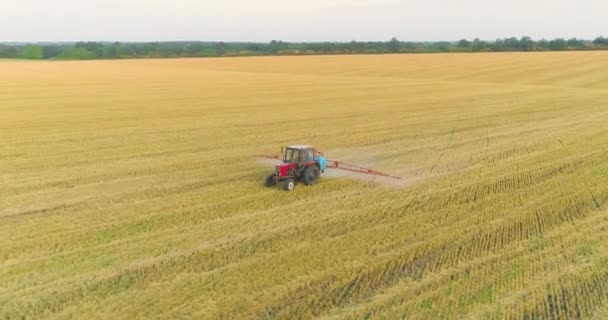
[{"x1": 3, "y1": 36, "x2": 608, "y2": 60}]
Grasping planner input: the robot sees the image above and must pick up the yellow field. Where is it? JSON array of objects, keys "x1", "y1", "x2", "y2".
[{"x1": 3, "y1": 52, "x2": 608, "y2": 319}]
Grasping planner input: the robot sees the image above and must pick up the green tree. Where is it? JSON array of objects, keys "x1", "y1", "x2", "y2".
[
  {"x1": 593, "y1": 36, "x2": 608, "y2": 46},
  {"x1": 549, "y1": 38, "x2": 567, "y2": 50},
  {"x1": 519, "y1": 36, "x2": 534, "y2": 51},
  {"x1": 503, "y1": 37, "x2": 520, "y2": 50},
  {"x1": 60, "y1": 47, "x2": 96, "y2": 60},
  {"x1": 387, "y1": 37, "x2": 401, "y2": 53},
  {"x1": 457, "y1": 39, "x2": 471, "y2": 48},
  {"x1": 114, "y1": 42, "x2": 130, "y2": 58},
  {"x1": 536, "y1": 39, "x2": 550, "y2": 50},
  {"x1": 216, "y1": 42, "x2": 226, "y2": 55},
  {"x1": 471, "y1": 38, "x2": 487, "y2": 52},
  {"x1": 42, "y1": 46, "x2": 62, "y2": 59},
  {"x1": 567, "y1": 38, "x2": 584, "y2": 48},
  {"x1": 269, "y1": 40, "x2": 286, "y2": 54},
  {"x1": 20, "y1": 45, "x2": 43, "y2": 59},
  {"x1": 2, "y1": 37, "x2": 606, "y2": 62},
  {"x1": 492, "y1": 39, "x2": 505, "y2": 51},
  {"x1": 84, "y1": 42, "x2": 104, "y2": 57},
  {"x1": 402, "y1": 42, "x2": 417, "y2": 51},
  {"x1": 435, "y1": 42, "x2": 451, "y2": 52}
]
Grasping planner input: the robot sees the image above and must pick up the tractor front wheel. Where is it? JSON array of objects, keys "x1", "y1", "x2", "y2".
[
  {"x1": 264, "y1": 175, "x2": 276, "y2": 187},
  {"x1": 302, "y1": 165, "x2": 320, "y2": 185},
  {"x1": 284, "y1": 178, "x2": 296, "y2": 191}
]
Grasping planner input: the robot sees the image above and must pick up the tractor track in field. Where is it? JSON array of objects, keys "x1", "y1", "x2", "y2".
[
  {"x1": 546, "y1": 129, "x2": 603, "y2": 210},
  {"x1": 256, "y1": 195, "x2": 608, "y2": 319},
  {"x1": 399, "y1": 119, "x2": 462, "y2": 216}
]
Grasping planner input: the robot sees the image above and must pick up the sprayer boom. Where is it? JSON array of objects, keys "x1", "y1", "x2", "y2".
[{"x1": 325, "y1": 159, "x2": 400, "y2": 179}]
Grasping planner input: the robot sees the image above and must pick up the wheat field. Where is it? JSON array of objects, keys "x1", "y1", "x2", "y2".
[{"x1": 3, "y1": 52, "x2": 608, "y2": 319}]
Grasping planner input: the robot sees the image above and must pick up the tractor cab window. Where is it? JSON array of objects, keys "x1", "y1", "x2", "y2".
[
  {"x1": 306, "y1": 149, "x2": 315, "y2": 161},
  {"x1": 284, "y1": 149, "x2": 300, "y2": 163}
]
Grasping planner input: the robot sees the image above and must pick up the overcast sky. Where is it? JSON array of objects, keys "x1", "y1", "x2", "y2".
[{"x1": 2, "y1": 0, "x2": 607, "y2": 42}]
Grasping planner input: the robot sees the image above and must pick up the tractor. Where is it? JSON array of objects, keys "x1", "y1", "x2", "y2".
[{"x1": 264, "y1": 145, "x2": 327, "y2": 191}]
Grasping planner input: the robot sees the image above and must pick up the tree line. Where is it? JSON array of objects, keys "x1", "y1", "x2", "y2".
[{"x1": 2, "y1": 36, "x2": 608, "y2": 60}]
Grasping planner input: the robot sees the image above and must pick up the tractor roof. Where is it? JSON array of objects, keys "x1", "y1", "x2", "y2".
[{"x1": 287, "y1": 145, "x2": 314, "y2": 149}]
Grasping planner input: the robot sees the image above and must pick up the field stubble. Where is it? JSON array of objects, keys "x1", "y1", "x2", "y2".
[{"x1": 3, "y1": 52, "x2": 608, "y2": 319}]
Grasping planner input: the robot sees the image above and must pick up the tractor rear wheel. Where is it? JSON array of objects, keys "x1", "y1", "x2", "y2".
[
  {"x1": 284, "y1": 178, "x2": 296, "y2": 191},
  {"x1": 264, "y1": 175, "x2": 276, "y2": 187},
  {"x1": 302, "y1": 165, "x2": 320, "y2": 185}
]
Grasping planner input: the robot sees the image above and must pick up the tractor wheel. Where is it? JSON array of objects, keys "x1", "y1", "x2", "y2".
[
  {"x1": 284, "y1": 178, "x2": 296, "y2": 191},
  {"x1": 302, "y1": 165, "x2": 320, "y2": 185},
  {"x1": 264, "y1": 175, "x2": 276, "y2": 187}
]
